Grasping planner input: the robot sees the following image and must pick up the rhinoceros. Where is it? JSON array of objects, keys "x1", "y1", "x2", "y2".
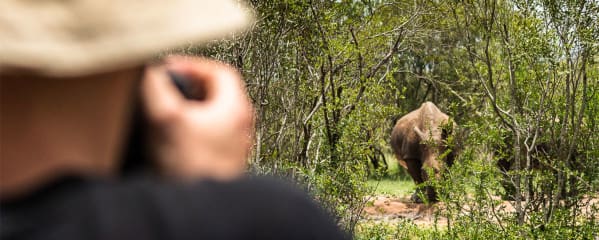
[{"x1": 390, "y1": 102, "x2": 456, "y2": 203}]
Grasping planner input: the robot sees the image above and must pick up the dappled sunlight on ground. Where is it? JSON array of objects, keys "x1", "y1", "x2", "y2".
[
  {"x1": 362, "y1": 194, "x2": 599, "y2": 227},
  {"x1": 362, "y1": 195, "x2": 448, "y2": 226}
]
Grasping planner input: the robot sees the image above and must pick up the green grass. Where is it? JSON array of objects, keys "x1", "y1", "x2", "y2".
[
  {"x1": 356, "y1": 220, "x2": 446, "y2": 240},
  {"x1": 367, "y1": 152, "x2": 415, "y2": 196},
  {"x1": 374, "y1": 152, "x2": 410, "y2": 180},
  {"x1": 366, "y1": 179, "x2": 415, "y2": 196},
  {"x1": 383, "y1": 152, "x2": 400, "y2": 177}
]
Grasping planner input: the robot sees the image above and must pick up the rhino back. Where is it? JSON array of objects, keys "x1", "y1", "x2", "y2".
[
  {"x1": 417, "y1": 102, "x2": 449, "y2": 131},
  {"x1": 391, "y1": 102, "x2": 450, "y2": 160}
]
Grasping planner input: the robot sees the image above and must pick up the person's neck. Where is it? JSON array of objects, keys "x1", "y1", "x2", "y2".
[{"x1": 0, "y1": 70, "x2": 139, "y2": 199}]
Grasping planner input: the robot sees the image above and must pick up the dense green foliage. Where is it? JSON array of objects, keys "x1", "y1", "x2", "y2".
[{"x1": 177, "y1": 0, "x2": 598, "y2": 238}]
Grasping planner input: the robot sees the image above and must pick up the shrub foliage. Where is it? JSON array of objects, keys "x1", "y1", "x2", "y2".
[{"x1": 175, "y1": 0, "x2": 598, "y2": 237}]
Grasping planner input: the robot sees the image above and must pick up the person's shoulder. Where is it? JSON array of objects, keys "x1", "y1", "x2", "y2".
[
  {"x1": 137, "y1": 175, "x2": 349, "y2": 240},
  {"x1": 209, "y1": 176, "x2": 311, "y2": 200},
  {"x1": 192, "y1": 176, "x2": 350, "y2": 240},
  {"x1": 4, "y1": 175, "x2": 349, "y2": 240},
  {"x1": 97, "y1": 175, "x2": 349, "y2": 240}
]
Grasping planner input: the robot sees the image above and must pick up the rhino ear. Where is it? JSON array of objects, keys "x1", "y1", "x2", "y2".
[{"x1": 413, "y1": 126, "x2": 427, "y2": 140}]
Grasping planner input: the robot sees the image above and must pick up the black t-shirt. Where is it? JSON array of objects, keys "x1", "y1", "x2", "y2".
[{"x1": 0, "y1": 176, "x2": 349, "y2": 240}]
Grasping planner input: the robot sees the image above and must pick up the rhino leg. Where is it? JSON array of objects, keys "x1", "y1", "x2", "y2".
[
  {"x1": 421, "y1": 159, "x2": 441, "y2": 203},
  {"x1": 405, "y1": 158, "x2": 424, "y2": 184},
  {"x1": 409, "y1": 186, "x2": 437, "y2": 203},
  {"x1": 404, "y1": 158, "x2": 429, "y2": 203}
]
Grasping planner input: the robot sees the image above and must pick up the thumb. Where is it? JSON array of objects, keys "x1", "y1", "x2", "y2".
[{"x1": 141, "y1": 65, "x2": 184, "y2": 124}]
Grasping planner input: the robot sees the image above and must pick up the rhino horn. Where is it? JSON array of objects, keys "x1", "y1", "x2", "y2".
[{"x1": 413, "y1": 126, "x2": 427, "y2": 140}]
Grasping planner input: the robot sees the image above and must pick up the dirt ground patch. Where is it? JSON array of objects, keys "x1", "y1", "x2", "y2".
[
  {"x1": 362, "y1": 195, "x2": 448, "y2": 226},
  {"x1": 362, "y1": 195, "x2": 599, "y2": 227}
]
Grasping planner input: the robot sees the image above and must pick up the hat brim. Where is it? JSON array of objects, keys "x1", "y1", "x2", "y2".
[{"x1": 0, "y1": 0, "x2": 252, "y2": 76}]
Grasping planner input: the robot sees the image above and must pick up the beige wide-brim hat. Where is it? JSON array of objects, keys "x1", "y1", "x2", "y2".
[{"x1": 0, "y1": 0, "x2": 252, "y2": 76}]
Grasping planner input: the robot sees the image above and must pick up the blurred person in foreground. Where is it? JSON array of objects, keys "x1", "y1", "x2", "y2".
[{"x1": 0, "y1": 1, "x2": 348, "y2": 239}]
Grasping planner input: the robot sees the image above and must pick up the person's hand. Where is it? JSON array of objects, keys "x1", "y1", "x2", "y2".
[{"x1": 141, "y1": 56, "x2": 253, "y2": 181}]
